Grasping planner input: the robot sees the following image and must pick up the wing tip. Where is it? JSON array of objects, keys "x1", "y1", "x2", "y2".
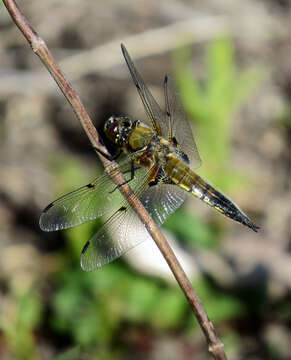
[
  {"x1": 241, "y1": 214, "x2": 260, "y2": 233},
  {"x1": 80, "y1": 240, "x2": 104, "y2": 272},
  {"x1": 39, "y1": 217, "x2": 46, "y2": 231},
  {"x1": 39, "y1": 216, "x2": 57, "y2": 232},
  {"x1": 39, "y1": 203, "x2": 54, "y2": 231},
  {"x1": 39, "y1": 212, "x2": 51, "y2": 232}
]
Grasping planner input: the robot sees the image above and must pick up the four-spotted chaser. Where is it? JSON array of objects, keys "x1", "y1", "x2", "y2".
[{"x1": 40, "y1": 44, "x2": 259, "y2": 271}]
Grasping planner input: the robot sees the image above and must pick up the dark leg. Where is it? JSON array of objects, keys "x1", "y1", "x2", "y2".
[
  {"x1": 94, "y1": 147, "x2": 121, "y2": 161},
  {"x1": 109, "y1": 161, "x2": 137, "y2": 193}
]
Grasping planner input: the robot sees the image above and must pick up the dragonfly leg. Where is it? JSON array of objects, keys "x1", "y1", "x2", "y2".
[
  {"x1": 94, "y1": 147, "x2": 122, "y2": 161},
  {"x1": 109, "y1": 161, "x2": 139, "y2": 193}
]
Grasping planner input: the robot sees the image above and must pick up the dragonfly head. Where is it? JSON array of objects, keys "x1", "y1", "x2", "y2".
[{"x1": 104, "y1": 116, "x2": 136, "y2": 146}]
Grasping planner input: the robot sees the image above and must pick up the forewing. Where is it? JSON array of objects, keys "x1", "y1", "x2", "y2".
[
  {"x1": 121, "y1": 44, "x2": 168, "y2": 137},
  {"x1": 39, "y1": 160, "x2": 137, "y2": 232},
  {"x1": 165, "y1": 76, "x2": 202, "y2": 169}
]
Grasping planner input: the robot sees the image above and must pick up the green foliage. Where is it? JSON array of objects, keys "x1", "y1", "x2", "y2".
[
  {"x1": 55, "y1": 347, "x2": 81, "y2": 360},
  {"x1": 191, "y1": 279, "x2": 245, "y2": 324},
  {"x1": 49, "y1": 154, "x2": 101, "y2": 196},
  {"x1": 278, "y1": 105, "x2": 291, "y2": 128},
  {"x1": 0, "y1": 288, "x2": 42, "y2": 360},
  {"x1": 174, "y1": 38, "x2": 264, "y2": 191},
  {"x1": 165, "y1": 209, "x2": 218, "y2": 249},
  {"x1": 51, "y1": 264, "x2": 188, "y2": 349}
]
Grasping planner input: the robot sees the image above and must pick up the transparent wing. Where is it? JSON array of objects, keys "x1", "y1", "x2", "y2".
[
  {"x1": 121, "y1": 44, "x2": 168, "y2": 137},
  {"x1": 81, "y1": 205, "x2": 149, "y2": 270},
  {"x1": 140, "y1": 183, "x2": 186, "y2": 225},
  {"x1": 39, "y1": 159, "x2": 138, "y2": 232},
  {"x1": 81, "y1": 176, "x2": 186, "y2": 271},
  {"x1": 164, "y1": 75, "x2": 202, "y2": 169}
]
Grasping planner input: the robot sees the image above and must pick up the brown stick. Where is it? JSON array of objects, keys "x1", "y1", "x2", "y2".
[{"x1": 2, "y1": 1, "x2": 227, "y2": 359}]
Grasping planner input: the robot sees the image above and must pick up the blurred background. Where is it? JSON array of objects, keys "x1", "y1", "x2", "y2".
[{"x1": 0, "y1": 0, "x2": 291, "y2": 359}]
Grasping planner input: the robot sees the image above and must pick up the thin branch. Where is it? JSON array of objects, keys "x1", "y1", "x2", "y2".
[{"x1": 2, "y1": 1, "x2": 227, "y2": 359}]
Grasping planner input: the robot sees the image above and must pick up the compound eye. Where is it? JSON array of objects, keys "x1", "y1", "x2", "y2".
[
  {"x1": 104, "y1": 117, "x2": 120, "y2": 144},
  {"x1": 123, "y1": 117, "x2": 131, "y2": 128},
  {"x1": 104, "y1": 116, "x2": 114, "y2": 130}
]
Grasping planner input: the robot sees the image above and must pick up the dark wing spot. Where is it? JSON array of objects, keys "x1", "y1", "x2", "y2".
[
  {"x1": 118, "y1": 206, "x2": 127, "y2": 212},
  {"x1": 172, "y1": 137, "x2": 190, "y2": 163},
  {"x1": 86, "y1": 183, "x2": 95, "y2": 189},
  {"x1": 180, "y1": 151, "x2": 190, "y2": 164},
  {"x1": 43, "y1": 202, "x2": 54, "y2": 213},
  {"x1": 166, "y1": 111, "x2": 171, "y2": 117},
  {"x1": 81, "y1": 240, "x2": 90, "y2": 254},
  {"x1": 172, "y1": 136, "x2": 178, "y2": 146}
]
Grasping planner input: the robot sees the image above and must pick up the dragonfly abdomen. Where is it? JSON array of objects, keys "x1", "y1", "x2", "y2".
[
  {"x1": 165, "y1": 154, "x2": 259, "y2": 232},
  {"x1": 164, "y1": 154, "x2": 197, "y2": 191},
  {"x1": 192, "y1": 177, "x2": 259, "y2": 232}
]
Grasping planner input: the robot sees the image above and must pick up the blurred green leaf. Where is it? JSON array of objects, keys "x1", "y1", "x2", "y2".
[
  {"x1": 50, "y1": 155, "x2": 91, "y2": 193},
  {"x1": 126, "y1": 278, "x2": 160, "y2": 321},
  {"x1": 151, "y1": 288, "x2": 186, "y2": 328},
  {"x1": 192, "y1": 279, "x2": 245, "y2": 323},
  {"x1": 278, "y1": 105, "x2": 291, "y2": 128},
  {"x1": 55, "y1": 347, "x2": 81, "y2": 360},
  {"x1": 165, "y1": 210, "x2": 217, "y2": 248},
  {"x1": 17, "y1": 289, "x2": 42, "y2": 330},
  {"x1": 174, "y1": 38, "x2": 264, "y2": 191},
  {"x1": 0, "y1": 288, "x2": 42, "y2": 360}
]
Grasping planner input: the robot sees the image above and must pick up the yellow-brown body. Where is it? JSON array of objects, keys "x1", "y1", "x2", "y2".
[
  {"x1": 105, "y1": 117, "x2": 258, "y2": 232},
  {"x1": 127, "y1": 123, "x2": 257, "y2": 231}
]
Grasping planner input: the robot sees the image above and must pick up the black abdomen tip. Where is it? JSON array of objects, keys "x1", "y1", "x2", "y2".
[
  {"x1": 247, "y1": 221, "x2": 260, "y2": 233},
  {"x1": 237, "y1": 212, "x2": 260, "y2": 233}
]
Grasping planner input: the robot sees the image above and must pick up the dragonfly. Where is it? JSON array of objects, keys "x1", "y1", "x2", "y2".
[{"x1": 40, "y1": 44, "x2": 259, "y2": 271}]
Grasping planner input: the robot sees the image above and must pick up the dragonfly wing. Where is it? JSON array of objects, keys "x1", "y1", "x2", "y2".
[
  {"x1": 81, "y1": 204, "x2": 152, "y2": 270},
  {"x1": 39, "y1": 159, "x2": 138, "y2": 232},
  {"x1": 121, "y1": 44, "x2": 168, "y2": 137},
  {"x1": 81, "y1": 170, "x2": 186, "y2": 270},
  {"x1": 141, "y1": 183, "x2": 186, "y2": 226},
  {"x1": 164, "y1": 76, "x2": 202, "y2": 169}
]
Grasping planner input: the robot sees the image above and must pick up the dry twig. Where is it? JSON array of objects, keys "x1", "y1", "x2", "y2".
[{"x1": 2, "y1": 1, "x2": 227, "y2": 358}]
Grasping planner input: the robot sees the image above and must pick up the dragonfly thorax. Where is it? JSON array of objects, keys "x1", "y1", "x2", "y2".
[{"x1": 104, "y1": 116, "x2": 137, "y2": 147}]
